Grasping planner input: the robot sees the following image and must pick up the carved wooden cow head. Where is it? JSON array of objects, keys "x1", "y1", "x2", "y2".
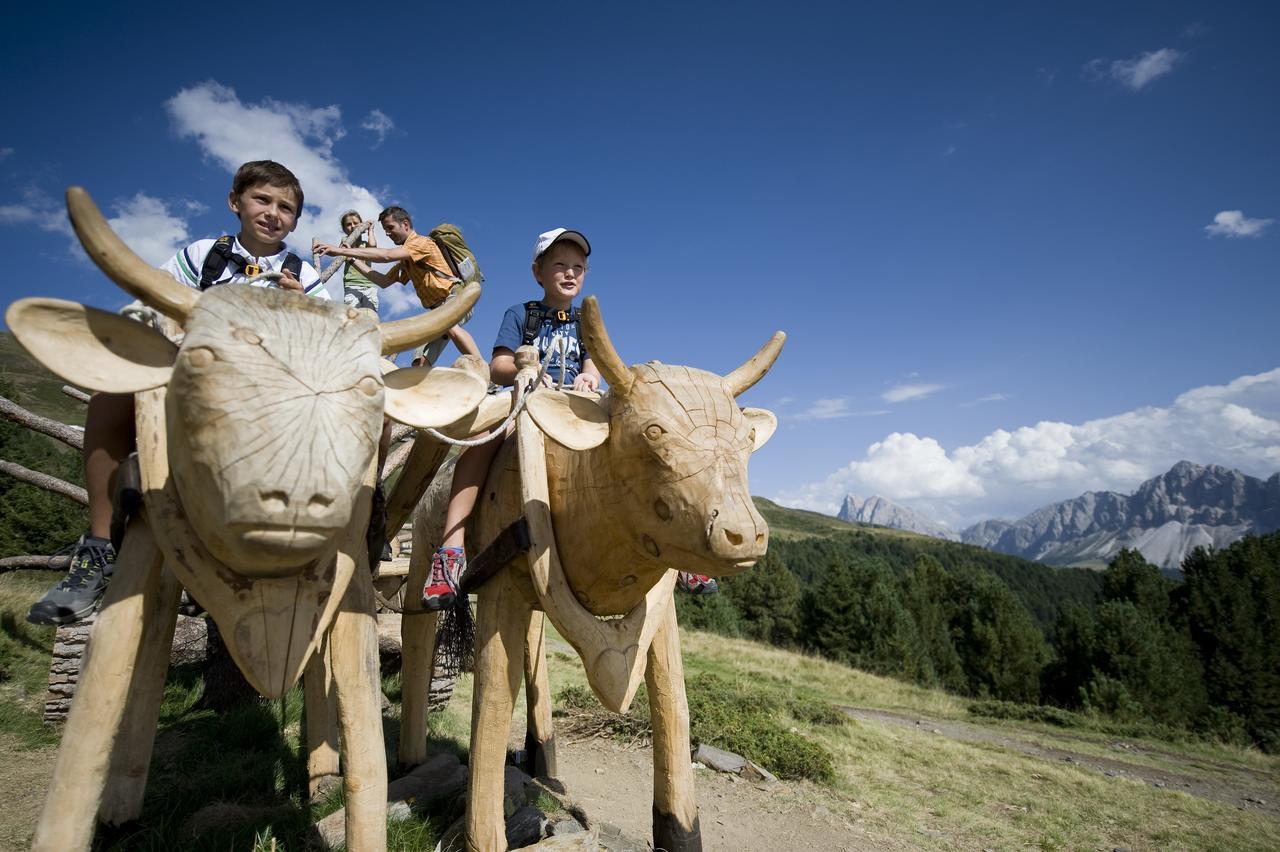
[
  {"x1": 528, "y1": 296, "x2": 782, "y2": 580},
  {"x1": 4, "y1": 188, "x2": 486, "y2": 695}
]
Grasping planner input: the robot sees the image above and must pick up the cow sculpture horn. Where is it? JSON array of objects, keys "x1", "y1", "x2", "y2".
[
  {"x1": 67, "y1": 186, "x2": 481, "y2": 356},
  {"x1": 378, "y1": 282, "x2": 480, "y2": 356},
  {"x1": 724, "y1": 330, "x2": 786, "y2": 396},
  {"x1": 67, "y1": 187, "x2": 201, "y2": 323},
  {"x1": 579, "y1": 295, "x2": 634, "y2": 396}
]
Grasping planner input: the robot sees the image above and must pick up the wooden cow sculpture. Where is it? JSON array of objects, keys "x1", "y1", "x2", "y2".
[
  {"x1": 6, "y1": 188, "x2": 488, "y2": 852},
  {"x1": 401, "y1": 297, "x2": 782, "y2": 851}
]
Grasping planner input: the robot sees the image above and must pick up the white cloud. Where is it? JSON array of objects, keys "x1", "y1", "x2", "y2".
[
  {"x1": 106, "y1": 193, "x2": 190, "y2": 266},
  {"x1": 379, "y1": 281, "x2": 421, "y2": 318},
  {"x1": 361, "y1": 109, "x2": 395, "y2": 147},
  {"x1": 1085, "y1": 48, "x2": 1183, "y2": 91},
  {"x1": 790, "y1": 397, "x2": 891, "y2": 421},
  {"x1": 0, "y1": 147, "x2": 14, "y2": 160},
  {"x1": 166, "y1": 81, "x2": 384, "y2": 296},
  {"x1": 882, "y1": 383, "x2": 943, "y2": 403},
  {"x1": 776, "y1": 368, "x2": 1280, "y2": 527},
  {"x1": 1205, "y1": 210, "x2": 1273, "y2": 239},
  {"x1": 961, "y1": 393, "x2": 1008, "y2": 407},
  {"x1": 0, "y1": 186, "x2": 73, "y2": 237}
]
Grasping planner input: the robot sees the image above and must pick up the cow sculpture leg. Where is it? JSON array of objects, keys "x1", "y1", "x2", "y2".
[
  {"x1": 465, "y1": 570, "x2": 530, "y2": 852},
  {"x1": 304, "y1": 634, "x2": 341, "y2": 796},
  {"x1": 522, "y1": 612, "x2": 557, "y2": 779},
  {"x1": 329, "y1": 542, "x2": 389, "y2": 852},
  {"x1": 398, "y1": 544, "x2": 441, "y2": 767},
  {"x1": 32, "y1": 520, "x2": 166, "y2": 852},
  {"x1": 646, "y1": 603, "x2": 702, "y2": 851},
  {"x1": 98, "y1": 560, "x2": 183, "y2": 825}
]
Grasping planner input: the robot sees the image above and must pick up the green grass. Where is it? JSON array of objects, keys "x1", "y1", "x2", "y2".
[{"x1": 2, "y1": 578, "x2": 1278, "y2": 850}]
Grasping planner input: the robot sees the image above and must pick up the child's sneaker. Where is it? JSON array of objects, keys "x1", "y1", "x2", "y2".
[
  {"x1": 677, "y1": 572, "x2": 718, "y2": 595},
  {"x1": 26, "y1": 535, "x2": 116, "y2": 625},
  {"x1": 423, "y1": 546, "x2": 465, "y2": 611}
]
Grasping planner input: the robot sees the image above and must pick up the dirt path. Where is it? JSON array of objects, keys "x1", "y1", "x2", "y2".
[
  {"x1": 555, "y1": 737, "x2": 899, "y2": 851},
  {"x1": 841, "y1": 705, "x2": 1279, "y2": 818}
]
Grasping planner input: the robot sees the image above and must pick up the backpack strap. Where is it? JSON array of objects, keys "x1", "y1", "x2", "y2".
[
  {"x1": 521, "y1": 301, "x2": 547, "y2": 347},
  {"x1": 430, "y1": 236, "x2": 464, "y2": 280},
  {"x1": 520, "y1": 302, "x2": 581, "y2": 349},
  {"x1": 197, "y1": 236, "x2": 303, "y2": 290},
  {"x1": 197, "y1": 236, "x2": 238, "y2": 290}
]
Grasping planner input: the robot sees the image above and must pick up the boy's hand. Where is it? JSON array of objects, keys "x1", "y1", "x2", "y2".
[
  {"x1": 572, "y1": 373, "x2": 600, "y2": 392},
  {"x1": 278, "y1": 269, "x2": 305, "y2": 292},
  {"x1": 314, "y1": 242, "x2": 342, "y2": 257}
]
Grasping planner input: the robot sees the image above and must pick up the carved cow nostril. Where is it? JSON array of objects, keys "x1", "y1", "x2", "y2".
[
  {"x1": 756, "y1": 533, "x2": 766, "y2": 546},
  {"x1": 260, "y1": 491, "x2": 289, "y2": 513},
  {"x1": 723, "y1": 529, "x2": 744, "y2": 547},
  {"x1": 307, "y1": 494, "x2": 335, "y2": 518}
]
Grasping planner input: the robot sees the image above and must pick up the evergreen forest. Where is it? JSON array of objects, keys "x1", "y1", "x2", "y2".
[{"x1": 677, "y1": 500, "x2": 1280, "y2": 754}]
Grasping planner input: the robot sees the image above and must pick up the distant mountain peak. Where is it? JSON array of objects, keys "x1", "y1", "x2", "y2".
[
  {"x1": 960, "y1": 461, "x2": 1280, "y2": 571},
  {"x1": 838, "y1": 494, "x2": 959, "y2": 541}
]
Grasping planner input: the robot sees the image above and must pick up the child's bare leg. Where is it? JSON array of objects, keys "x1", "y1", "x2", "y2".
[
  {"x1": 446, "y1": 324, "x2": 481, "y2": 359},
  {"x1": 440, "y1": 434, "x2": 503, "y2": 550},
  {"x1": 27, "y1": 392, "x2": 135, "y2": 625},
  {"x1": 85, "y1": 393, "x2": 137, "y2": 539}
]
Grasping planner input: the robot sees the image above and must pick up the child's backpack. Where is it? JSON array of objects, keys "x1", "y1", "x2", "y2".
[
  {"x1": 427, "y1": 224, "x2": 484, "y2": 287},
  {"x1": 198, "y1": 235, "x2": 302, "y2": 289}
]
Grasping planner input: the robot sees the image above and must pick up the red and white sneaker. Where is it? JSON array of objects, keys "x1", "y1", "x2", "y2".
[
  {"x1": 677, "y1": 572, "x2": 718, "y2": 595},
  {"x1": 423, "y1": 546, "x2": 465, "y2": 611}
]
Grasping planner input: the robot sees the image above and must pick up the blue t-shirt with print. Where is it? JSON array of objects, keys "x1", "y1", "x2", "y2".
[{"x1": 493, "y1": 301, "x2": 588, "y2": 387}]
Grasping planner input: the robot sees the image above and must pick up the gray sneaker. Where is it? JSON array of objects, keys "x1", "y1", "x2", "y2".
[{"x1": 26, "y1": 535, "x2": 116, "y2": 626}]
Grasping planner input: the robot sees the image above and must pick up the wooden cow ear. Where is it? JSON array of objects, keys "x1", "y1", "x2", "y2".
[
  {"x1": 525, "y1": 390, "x2": 610, "y2": 450},
  {"x1": 5, "y1": 297, "x2": 176, "y2": 393},
  {"x1": 741, "y1": 407, "x2": 777, "y2": 451},
  {"x1": 382, "y1": 365, "x2": 488, "y2": 429}
]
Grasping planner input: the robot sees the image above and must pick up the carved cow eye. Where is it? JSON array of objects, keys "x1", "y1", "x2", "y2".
[
  {"x1": 185, "y1": 347, "x2": 215, "y2": 368},
  {"x1": 357, "y1": 376, "x2": 380, "y2": 396},
  {"x1": 644, "y1": 424, "x2": 665, "y2": 441}
]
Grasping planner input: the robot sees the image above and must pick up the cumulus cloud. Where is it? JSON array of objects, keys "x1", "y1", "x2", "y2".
[
  {"x1": 1205, "y1": 210, "x2": 1273, "y2": 239},
  {"x1": 776, "y1": 368, "x2": 1280, "y2": 527},
  {"x1": 882, "y1": 383, "x2": 943, "y2": 403},
  {"x1": 1085, "y1": 48, "x2": 1183, "y2": 91},
  {"x1": 106, "y1": 194, "x2": 190, "y2": 265},
  {"x1": 361, "y1": 109, "x2": 395, "y2": 147},
  {"x1": 166, "y1": 81, "x2": 385, "y2": 296},
  {"x1": 379, "y1": 283, "x2": 421, "y2": 318}
]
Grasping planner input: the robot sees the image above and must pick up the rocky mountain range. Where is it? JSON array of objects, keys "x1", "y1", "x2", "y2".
[
  {"x1": 959, "y1": 461, "x2": 1280, "y2": 571},
  {"x1": 837, "y1": 494, "x2": 960, "y2": 541},
  {"x1": 831, "y1": 462, "x2": 1279, "y2": 572}
]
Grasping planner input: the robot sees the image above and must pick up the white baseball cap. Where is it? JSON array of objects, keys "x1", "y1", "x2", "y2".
[{"x1": 531, "y1": 228, "x2": 591, "y2": 262}]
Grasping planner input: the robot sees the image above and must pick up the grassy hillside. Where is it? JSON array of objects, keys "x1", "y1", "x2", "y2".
[
  {"x1": 1, "y1": 572, "x2": 1276, "y2": 850},
  {"x1": 0, "y1": 330, "x2": 87, "y2": 426}
]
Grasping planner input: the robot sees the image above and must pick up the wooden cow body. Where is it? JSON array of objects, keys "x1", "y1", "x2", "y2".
[
  {"x1": 401, "y1": 297, "x2": 782, "y2": 851},
  {"x1": 7, "y1": 189, "x2": 487, "y2": 852}
]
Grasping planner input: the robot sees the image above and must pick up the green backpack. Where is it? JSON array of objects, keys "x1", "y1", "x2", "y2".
[{"x1": 428, "y1": 224, "x2": 484, "y2": 287}]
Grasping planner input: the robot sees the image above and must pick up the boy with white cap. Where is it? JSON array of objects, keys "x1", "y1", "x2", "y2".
[{"x1": 423, "y1": 228, "x2": 600, "y2": 609}]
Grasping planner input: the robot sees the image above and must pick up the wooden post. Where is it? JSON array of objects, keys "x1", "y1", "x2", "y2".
[
  {"x1": 98, "y1": 562, "x2": 183, "y2": 825},
  {"x1": 329, "y1": 483, "x2": 388, "y2": 852},
  {"x1": 31, "y1": 521, "x2": 164, "y2": 852},
  {"x1": 646, "y1": 603, "x2": 702, "y2": 852},
  {"x1": 304, "y1": 634, "x2": 341, "y2": 796},
  {"x1": 523, "y1": 612, "x2": 557, "y2": 779},
  {"x1": 465, "y1": 571, "x2": 528, "y2": 852},
  {"x1": 397, "y1": 544, "x2": 441, "y2": 767}
]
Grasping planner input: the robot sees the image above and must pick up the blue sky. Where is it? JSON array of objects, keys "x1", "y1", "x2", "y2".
[{"x1": 2, "y1": 1, "x2": 1277, "y2": 528}]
